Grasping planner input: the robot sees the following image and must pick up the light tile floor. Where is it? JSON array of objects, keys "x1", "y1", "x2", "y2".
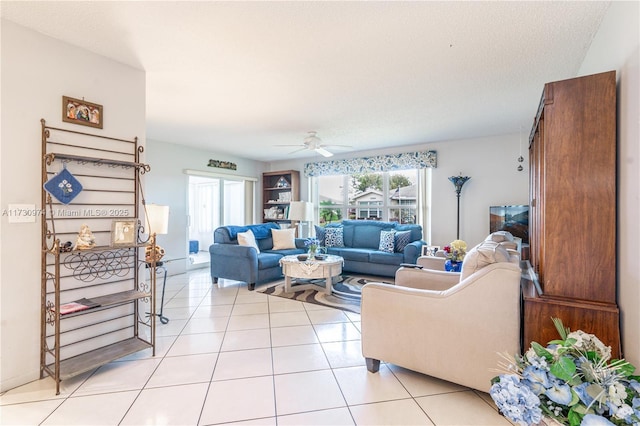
[{"x1": 0, "y1": 269, "x2": 511, "y2": 425}]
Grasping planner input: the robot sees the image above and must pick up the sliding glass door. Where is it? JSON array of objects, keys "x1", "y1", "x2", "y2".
[{"x1": 187, "y1": 174, "x2": 251, "y2": 266}]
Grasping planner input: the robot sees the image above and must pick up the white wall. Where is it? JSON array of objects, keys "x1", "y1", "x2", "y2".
[
  {"x1": 0, "y1": 20, "x2": 146, "y2": 392},
  {"x1": 269, "y1": 133, "x2": 530, "y2": 248},
  {"x1": 577, "y1": 1, "x2": 639, "y2": 368},
  {"x1": 145, "y1": 139, "x2": 267, "y2": 276}
]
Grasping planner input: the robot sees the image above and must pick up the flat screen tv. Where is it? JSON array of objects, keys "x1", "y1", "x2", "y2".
[{"x1": 489, "y1": 205, "x2": 529, "y2": 243}]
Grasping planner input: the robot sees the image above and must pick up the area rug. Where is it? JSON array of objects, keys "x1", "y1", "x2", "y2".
[{"x1": 256, "y1": 274, "x2": 393, "y2": 314}]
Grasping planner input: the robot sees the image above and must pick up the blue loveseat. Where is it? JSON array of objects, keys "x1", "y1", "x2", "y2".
[
  {"x1": 209, "y1": 220, "x2": 425, "y2": 290},
  {"x1": 317, "y1": 220, "x2": 425, "y2": 277}
]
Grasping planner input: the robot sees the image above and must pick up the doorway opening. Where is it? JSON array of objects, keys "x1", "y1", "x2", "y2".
[{"x1": 187, "y1": 173, "x2": 253, "y2": 268}]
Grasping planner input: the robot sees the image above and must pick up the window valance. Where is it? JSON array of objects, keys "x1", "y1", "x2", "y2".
[{"x1": 304, "y1": 150, "x2": 437, "y2": 177}]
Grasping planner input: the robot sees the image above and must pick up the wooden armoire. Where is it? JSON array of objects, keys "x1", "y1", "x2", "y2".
[{"x1": 523, "y1": 71, "x2": 622, "y2": 358}]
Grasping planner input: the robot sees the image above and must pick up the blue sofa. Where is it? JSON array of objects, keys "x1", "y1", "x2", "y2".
[
  {"x1": 318, "y1": 220, "x2": 425, "y2": 277},
  {"x1": 209, "y1": 223, "x2": 305, "y2": 290},
  {"x1": 209, "y1": 220, "x2": 425, "y2": 290}
]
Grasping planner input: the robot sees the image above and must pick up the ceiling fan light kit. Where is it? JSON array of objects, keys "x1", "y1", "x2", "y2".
[
  {"x1": 304, "y1": 131, "x2": 333, "y2": 157},
  {"x1": 277, "y1": 131, "x2": 352, "y2": 157}
]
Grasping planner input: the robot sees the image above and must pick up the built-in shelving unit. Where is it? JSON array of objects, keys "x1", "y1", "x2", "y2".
[
  {"x1": 262, "y1": 170, "x2": 300, "y2": 225},
  {"x1": 40, "y1": 119, "x2": 156, "y2": 394}
]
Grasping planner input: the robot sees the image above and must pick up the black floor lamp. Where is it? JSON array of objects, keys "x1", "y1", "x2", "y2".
[{"x1": 448, "y1": 174, "x2": 470, "y2": 240}]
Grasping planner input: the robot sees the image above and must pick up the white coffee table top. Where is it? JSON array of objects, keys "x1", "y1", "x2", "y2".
[{"x1": 279, "y1": 254, "x2": 344, "y2": 294}]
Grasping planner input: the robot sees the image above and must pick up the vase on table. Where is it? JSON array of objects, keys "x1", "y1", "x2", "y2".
[
  {"x1": 308, "y1": 247, "x2": 317, "y2": 259},
  {"x1": 444, "y1": 259, "x2": 462, "y2": 272}
]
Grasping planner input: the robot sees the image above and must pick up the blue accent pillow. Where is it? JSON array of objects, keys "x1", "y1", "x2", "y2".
[
  {"x1": 394, "y1": 230, "x2": 412, "y2": 252},
  {"x1": 315, "y1": 225, "x2": 326, "y2": 245},
  {"x1": 378, "y1": 230, "x2": 395, "y2": 253},
  {"x1": 43, "y1": 167, "x2": 83, "y2": 204}
]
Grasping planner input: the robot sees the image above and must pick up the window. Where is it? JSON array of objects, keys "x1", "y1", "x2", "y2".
[{"x1": 317, "y1": 169, "x2": 419, "y2": 226}]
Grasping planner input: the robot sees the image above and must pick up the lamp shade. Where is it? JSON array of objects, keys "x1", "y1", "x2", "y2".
[
  {"x1": 288, "y1": 201, "x2": 314, "y2": 221},
  {"x1": 146, "y1": 204, "x2": 169, "y2": 235}
]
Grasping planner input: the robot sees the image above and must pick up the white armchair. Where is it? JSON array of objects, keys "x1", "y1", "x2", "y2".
[
  {"x1": 415, "y1": 253, "x2": 448, "y2": 271},
  {"x1": 361, "y1": 240, "x2": 522, "y2": 392}
]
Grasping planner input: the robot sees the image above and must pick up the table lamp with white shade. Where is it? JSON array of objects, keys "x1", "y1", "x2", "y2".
[
  {"x1": 144, "y1": 203, "x2": 169, "y2": 264},
  {"x1": 288, "y1": 201, "x2": 314, "y2": 238}
]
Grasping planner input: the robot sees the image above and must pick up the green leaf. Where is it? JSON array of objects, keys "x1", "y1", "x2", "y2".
[
  {"x1": 552, "y1": 317, "x2": 570, "y2": 340},
  {"x1": 611, "y1": 359, "x2": 636, "y2": 377},
  {"x1": 568, "y1": 389, "x2": 580, "y2": 407},
  {"x1": 572, "y1": 403, "x2": 592, "y2": 415},
  {"x1": 532, "y1": 341, "x2": 554, "y2": 360},
  {"x1": 550, "y1": 356, "x2": 576, "y2": 382},
  {"x1": 568, "y1": 409, "x2": 583, "y2": 426}
]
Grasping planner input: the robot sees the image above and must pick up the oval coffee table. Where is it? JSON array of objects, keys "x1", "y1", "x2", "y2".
[{"x1": 279, "y1": 254, "x2": 344, "y2": 295}]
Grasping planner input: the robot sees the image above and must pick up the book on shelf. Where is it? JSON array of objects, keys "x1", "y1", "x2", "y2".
[{"x1": 56, "y1": 298, "x2": 101, "y2": 315}]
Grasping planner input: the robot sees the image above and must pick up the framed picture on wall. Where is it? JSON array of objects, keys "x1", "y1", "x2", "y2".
[{"x1": 62, "y1": 96, "x2": 103, "y2": 129}]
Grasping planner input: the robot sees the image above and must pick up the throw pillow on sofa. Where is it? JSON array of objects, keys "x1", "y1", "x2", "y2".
[
  {"x1": 237, "y1": 230, "x2": 260, "y2": 253},
  {"x1": 394, "y1": 230, "x2": 412, "y2": 252},
  {"x1": 325, "y1": 227, "x2": 344, "y2": 247},
  {"x1": 271, "y1": 228, "x2": 296, "y2": 250},
  {"x1": 378, "y1": 230, "x2": 395, "y2": 253},
  {"x1": 315, "y1": 225, "x2": 326, "y2": 245}
]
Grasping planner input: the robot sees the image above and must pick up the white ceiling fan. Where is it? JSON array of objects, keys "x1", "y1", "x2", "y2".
[{"x1": 277, "y1": 131, "x2": 350, "y2": 158}]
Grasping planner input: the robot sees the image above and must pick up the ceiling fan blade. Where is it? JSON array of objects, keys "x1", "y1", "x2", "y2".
[
  {"x1": 288, "y1": 147, "x2": 307, "y2": 154},
  {"x1": 315, "y1": 147, "x2": 334, "y2": 157},
  {"x1": 275, "y1": 144, "x2": 304, "y2": 147}
]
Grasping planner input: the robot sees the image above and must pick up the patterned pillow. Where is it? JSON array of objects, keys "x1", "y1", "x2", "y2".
[
  {"x1": 324, "y1": 227, "x2": 344, "y2": 247},
  {"x1": 378, "y1": 230, "x2": 395, "y2": 253},
  {"x1": 394, "y1": 230, "x2": 412, "y2": 252}
]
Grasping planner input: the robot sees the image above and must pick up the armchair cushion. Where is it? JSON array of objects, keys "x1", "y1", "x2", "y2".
[
  {"x1": 271, "y1": 228, "x2": 296, "y2": 250},
  {"x1": 485, "y1": 230, "x2": 518, "y2": 251},
  {"x1": 460, "y1": 240, "x2": 510, "y2": 280}
]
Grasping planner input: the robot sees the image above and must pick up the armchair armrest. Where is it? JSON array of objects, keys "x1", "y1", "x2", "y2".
[
  {"x1": 395, "y1": 266, "x2": 459, "y2": 291},
  {"x1": 416, "y1": 255, "x2": 447, "y2": 270}
]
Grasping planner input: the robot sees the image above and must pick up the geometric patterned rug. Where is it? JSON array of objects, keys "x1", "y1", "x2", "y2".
[{"x1": 256, "y1": 274, "x2": 393, "y2": 314}]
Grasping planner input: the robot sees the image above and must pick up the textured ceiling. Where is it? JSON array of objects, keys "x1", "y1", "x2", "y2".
[{"x1": 1, "y1": 1, "x2": 610, "y2": 161}]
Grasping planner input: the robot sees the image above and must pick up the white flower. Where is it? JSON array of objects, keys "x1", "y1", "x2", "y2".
[
  {"x1": 568, "y1": 330, "x2": 612, "y2": 361},
  {"x1": 608, "y1": 382, "x2": 628, "y2": 406}
]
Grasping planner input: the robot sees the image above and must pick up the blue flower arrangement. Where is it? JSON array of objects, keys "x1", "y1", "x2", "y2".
[
  {"x1": 304, "y1": 237, "x2": 322, "y2": 254},
  {"x1": 490, "y1": 318, "x2": 640, "y2": 426}
]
